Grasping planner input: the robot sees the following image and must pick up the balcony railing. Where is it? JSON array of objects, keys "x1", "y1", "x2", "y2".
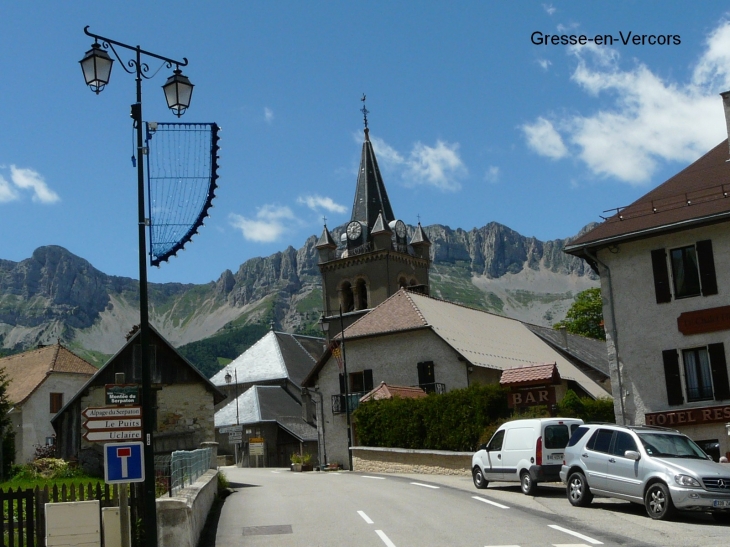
[
  {"x1": 416, "y1": 382, "x2": 446, "y2": 394},
  {"x1": 332, "y1": 392, "x2": 367, "y2": 414}
]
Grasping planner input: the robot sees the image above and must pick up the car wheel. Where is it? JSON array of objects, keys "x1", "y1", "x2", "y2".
[
  {"x1": 567, "y1": 471, "x2": 593, "y2": 507},
  {"x1": 711, "y1": 512, "x2": 730, "y2": 523},
  {"x1": 472, "y1": 466, "x2": 488, "y2": 489},
  {"x1": 520, "y1": 471, "x2": 537, "y2": 495},
  {"x1": 644, "y1": 483, "x2": 676, "y2": 520}
]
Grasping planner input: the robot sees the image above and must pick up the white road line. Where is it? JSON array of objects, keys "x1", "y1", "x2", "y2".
[
  {"x1": 409, "y1": 482, "x2": 439, "y2": 489},
  {"x1": 552, "y1": 544, "x2": 593, "y2": 547},
  {"x1": 270, "y1": 471, "x2": 280, "y2": 474},
  {"x1": 375, "y1": 530, "x2": 397, "y2": 547},
  {"x1": 472, "y1": 496, "x2": 510, "y2": 509},
  {"x1": 361, "y1": 475, "x2": 385, "y2": 479},
  {"x1": 357, "y1": 510, "x2": 374, "y2": 524},
  {"x1": 548, "y1": 525, "x2": 603, "y2": 545}
]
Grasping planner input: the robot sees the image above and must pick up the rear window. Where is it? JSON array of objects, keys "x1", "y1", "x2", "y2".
[
  {"x1": 544, "y1": 425, "x2": 571, "y2": 449},
  {"x1": 567, "y1": 426, "x2": 590, "y2": 447}
]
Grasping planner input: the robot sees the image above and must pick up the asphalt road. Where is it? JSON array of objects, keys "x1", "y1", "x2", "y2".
[{"x1": 213, "y1": 467, "x2": 729, "y2": 547}]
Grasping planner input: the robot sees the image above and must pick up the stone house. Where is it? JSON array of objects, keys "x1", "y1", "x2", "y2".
[
  {"x1": 302, "y1": 288, "x2": 610, "y2": 469},
  {"x1": 0, "y1": 341, "x2": 97, "y2": 463},
  {"x1": 52, "y1": 327, "x2": 225, "y2": 474},
  {"x1": 564, "y1": 93, "x2": 730, "y2": 461}
]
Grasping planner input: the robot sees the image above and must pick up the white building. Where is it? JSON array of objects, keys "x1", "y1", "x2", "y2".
[{"x1": 565, "y1": 93, "x2": 730, "y2": 461}]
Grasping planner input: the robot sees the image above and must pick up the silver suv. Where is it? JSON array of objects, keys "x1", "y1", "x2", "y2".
[{"x1": 560, "y1": 424, "x2": 730, "y2": 521}]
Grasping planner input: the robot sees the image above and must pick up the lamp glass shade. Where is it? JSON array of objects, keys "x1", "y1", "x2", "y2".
[
  {"x1": 162, "y1": 69, "x2": 194, "y2": 117},
  {"x1": 79, "y1": 43, "x2": 113, "y2": 94}
]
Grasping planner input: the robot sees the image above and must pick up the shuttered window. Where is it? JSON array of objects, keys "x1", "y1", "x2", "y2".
[
  {"x1": 417, "y1": 361, "x2": 435, "y2": 386},
  {"x1": 50, "y1": 392, "x2": 64, "y2": 413},
  {"x1": 708, "y1": 343, "x2": 730, "y2": 401},
  {"x1": 670, "y1": 246, "x2": 701, "y2": 298},
  {"x1": 696, "y1": 240, "x2": 718, "y2": 296},
  {"x1": 662, "y1": 349, "x2": 684, "y2": 405},
  {"x1": 349, "y1": 369, "x2": 374, "y2": 393},
  {"x1": 651, "y1": 249, "x2": 672, "y2": 303}
]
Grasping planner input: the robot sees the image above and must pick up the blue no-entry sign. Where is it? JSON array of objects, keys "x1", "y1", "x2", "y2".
[{"x1": 104, "y1": 442, "x2": 145, "y2": 484}]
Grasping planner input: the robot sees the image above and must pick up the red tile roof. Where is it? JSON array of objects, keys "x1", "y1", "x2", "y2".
[
  {"x1": 0, "y1": 342, "x2": 97, "y2": 405},
  {"x1": 500, "y1": 363, "x2": 560, "y2": 386},
  {"x1": 359, "y1": 382, "x2": 428, "y2": 403},
  {"x1": 336, "y1": 289, "x2": 428, "y2": 339},
  {"x1": 566, "y1": 140, "x2": 730, "y2": 253}
]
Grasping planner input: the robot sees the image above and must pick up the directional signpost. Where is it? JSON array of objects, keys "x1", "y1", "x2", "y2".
[{"x1": 82, "y1": 406, "x2": 143, "y2": 443}]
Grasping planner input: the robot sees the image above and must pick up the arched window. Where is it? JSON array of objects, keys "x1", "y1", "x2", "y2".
[
  {"x1": 399, "y1": 276, "x2": 407, "y2": 289},
  {"x1": 355, "y1": 279, "x2": 368, "y2": 310},
  {"x1": 340, "y1": 281, "x2": 354, "y2": 312},
  {"x1": 409, "y1": 278, "x2": 418, "y2": 286}
]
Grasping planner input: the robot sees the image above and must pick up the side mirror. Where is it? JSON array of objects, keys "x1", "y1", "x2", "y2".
[
  {"x1": 624, "y1": 450, "x2": 640, "y2": 461},
  {"x1": 478, "y1": 443, "x2": 487, "y2": 451}
]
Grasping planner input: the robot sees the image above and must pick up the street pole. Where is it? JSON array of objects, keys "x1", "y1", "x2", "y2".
[
  {"x1": 339, "y1": 306, "x2": 353, "y2": 471},
  {"x1": 80, "y1": 28, "x2": 193, "y2": 547}
]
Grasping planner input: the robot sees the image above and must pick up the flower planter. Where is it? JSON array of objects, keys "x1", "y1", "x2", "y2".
[{"x1": 291, "y1": 463, "x2": 313, "y2": 472}]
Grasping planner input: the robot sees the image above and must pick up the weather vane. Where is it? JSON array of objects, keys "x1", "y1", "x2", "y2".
[{"x1": 360, "y1": 94, "x2": 369, "y2": 129}]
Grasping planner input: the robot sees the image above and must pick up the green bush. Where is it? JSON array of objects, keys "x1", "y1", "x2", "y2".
[
  {"x1": 354, "y1": 384, "x2": 510, "y2": 452},
  {"x1": 556, "y1": 390, "x2": 615, "y2": 423}
]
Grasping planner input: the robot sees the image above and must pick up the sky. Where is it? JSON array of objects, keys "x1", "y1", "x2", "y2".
[{"x1": 3, "y1": 1, "x2": 730, "y2": 284}]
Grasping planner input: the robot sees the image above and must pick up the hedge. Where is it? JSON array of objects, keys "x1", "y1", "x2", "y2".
[{"x1": 353, "y1": 386, "x2": 615, "y2": 452}]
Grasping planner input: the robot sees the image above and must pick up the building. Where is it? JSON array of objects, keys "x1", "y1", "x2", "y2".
[
  {"x1": 209, "y1": 330, "x2": 323, "y2": 466},
  {"x1": 53, "y1": 326, "x2": 225, "y2": 474},
  {"x1": 303, "y1": 288, "x2": 610, "y2": 468},
  {"x1": 564, "y1": 93, "x2": 730, "y2": 461},
  {"x1": 316, "y1": 122, "x2": 431, "y2": 336},
  {"x1": 0, "y1": 341, "x2": 97, "y2": 463}
]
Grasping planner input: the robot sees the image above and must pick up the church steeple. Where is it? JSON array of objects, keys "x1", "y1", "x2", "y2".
[{"x1": 350, "y1": 97, "x2": 395, "y2": 230}]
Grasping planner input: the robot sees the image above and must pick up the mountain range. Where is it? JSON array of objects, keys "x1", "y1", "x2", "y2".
[{"x1": 0, "y1": 222, "x2": 598, "y2": 370}]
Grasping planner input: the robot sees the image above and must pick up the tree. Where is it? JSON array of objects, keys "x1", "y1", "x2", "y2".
[
  {"x1": 553, "y1": 287, "x2": 605, "y2": 340},
  {"x1": 0, "y1": 368, "x2": 15, "y2": 479}
]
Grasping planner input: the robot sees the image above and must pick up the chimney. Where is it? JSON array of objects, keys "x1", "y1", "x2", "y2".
[
  {"x1": 559, "y1": 326, "x2": 568, "y2": 350},
  {"x1": 721, "y1": 91, "x2": 730, "y2": 155}
]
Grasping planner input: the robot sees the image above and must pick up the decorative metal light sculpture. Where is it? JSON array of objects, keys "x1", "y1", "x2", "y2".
[
  {"x1": 79, "y1": 42, "x2": 113, "y2": 94},
  {"x1": 162, "y1": 69, "x2": 194, "y2": 117}
]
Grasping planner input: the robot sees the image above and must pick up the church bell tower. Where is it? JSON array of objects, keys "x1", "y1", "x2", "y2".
[{"x1": 317, "y1": 99, "x2": 431, "y2": 337}]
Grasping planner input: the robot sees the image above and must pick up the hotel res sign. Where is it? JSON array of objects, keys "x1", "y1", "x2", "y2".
[{"x1": 645, "y1": 404, "x2": 730, "y2": 427}]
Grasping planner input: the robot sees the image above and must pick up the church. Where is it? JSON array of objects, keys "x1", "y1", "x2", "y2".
[{"x1": 303, "y1": 111, "x2": 610, "y2": 470}]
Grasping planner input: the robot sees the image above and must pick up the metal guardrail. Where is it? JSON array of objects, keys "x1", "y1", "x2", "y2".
[
  {"x1": 417, "y1": 382, "x2": 446, "y2": 394},
  {"x1": 331, "y1": 392, "x2": 367, "y2": 414},
  {"x1": 154, "y1": 447, "x2": 211, "y2": 497}
]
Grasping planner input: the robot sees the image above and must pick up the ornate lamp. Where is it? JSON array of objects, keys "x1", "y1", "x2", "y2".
[
  {"x1": 79, "y1": 42, "x2": 113, "y2": 94},
  {"x1": 162, "y1": 69, "x2": 194, "y2": 117}
]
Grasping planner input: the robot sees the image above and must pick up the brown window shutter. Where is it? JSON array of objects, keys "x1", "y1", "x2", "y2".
[
  {"x1": 363, "y1": 369, "x2": 374, "y2": 391},
  {"x1": 662, "y1": 349, "x2": 684, "y2": 405},
  {"x1": 708, "y1": 343, "x2": 730, "y2": 400},
  {"x1": 696, "y1": 240, "x2": 718, "y2": 296},
  {"x1": 651, "y1": 249, "x2": 672, "y2": 303}
]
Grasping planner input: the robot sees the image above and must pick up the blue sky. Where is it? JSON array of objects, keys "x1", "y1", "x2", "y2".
[{"x1": 3, "y1": 1, "x2": 730, "y2": 284}]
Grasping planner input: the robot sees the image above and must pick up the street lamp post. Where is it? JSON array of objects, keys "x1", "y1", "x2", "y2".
[
  {"x1": 224, "y1": 368, "x2": 240, "y2": 464},
  {"x1": 79, "y1": 27, "x2": 194, "y2": 547}
]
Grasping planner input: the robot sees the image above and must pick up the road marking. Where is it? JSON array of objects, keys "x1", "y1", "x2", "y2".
[
  {"x1": 361, "y1": 475, "x2": 386, "y2": 480},
  {"x1": 552, "y1": 544, "x2": 594, "y2": 547},
  {"x1": 375, "y1": 530, "x2": 396, "y2": 547},
  {"x1": 410, "y1": 482, "x2": 439, "y2": 489},
  {"x1": 472, "y1": 496, "x2": 510, "y2": 509},
  {"x1": 357, "y1": 510, "x2": 374, "y2": 524},
  {"x1": 548, "y1": 525, "x2": 603, "y2": 545},
  {"x1": 270, "y1": 471, "x2": 280, "y2": 474}
]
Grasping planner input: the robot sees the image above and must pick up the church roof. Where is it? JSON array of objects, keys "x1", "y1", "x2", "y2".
[
  {"x1": 351, "y1": 128, "x2": 395, "y2": 230},
  {"x1": 209, "y1": 330, "x2": 323, "y2": 388},
  {"x1": 371, "y1": 212, "x2": 391, "y2": 235},
  {"x1": 0, "y1": 342, "x2": 97, "y2": 406},
  {"x1": 410, "y1": 223, "x2": 431, "y2": 245},
  {"x1": 316, "y1": 225, "x2": 337, "y2": 249}
]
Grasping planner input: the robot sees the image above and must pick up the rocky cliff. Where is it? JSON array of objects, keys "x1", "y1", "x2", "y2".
[{"x1": 0, "y1": 222, "x2": 597, "y2": 363}]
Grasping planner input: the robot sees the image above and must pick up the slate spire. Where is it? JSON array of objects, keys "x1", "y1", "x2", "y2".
[{"x1": 350, "y1": 123, "x2": 395, "y2": 230}]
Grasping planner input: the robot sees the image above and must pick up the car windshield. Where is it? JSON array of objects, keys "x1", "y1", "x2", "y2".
[{"x1": 637, "y1": 432, "x2": 708, "y2": 459}]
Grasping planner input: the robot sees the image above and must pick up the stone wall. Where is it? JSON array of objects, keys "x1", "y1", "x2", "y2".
[
  {"x1": 157, "y1": 469, "x2": 218, "y2": 547},
  {"x1": 352, "y1": 447, "x2": 471, "y2": 476}
]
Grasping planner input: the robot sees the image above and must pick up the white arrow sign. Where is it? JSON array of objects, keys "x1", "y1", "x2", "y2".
[
  {"x1": 83, "y1": 430, "x2": 142, "y2": 442},
  {"x1": 84, "y1": 418, "x2": 142, "y2": 430},
  {"x1": 220, "y1": 425, "x2": 243, "y2": 434},
  {"x1": 83, "y1": 406, "x2": 142, "y2": 419}
]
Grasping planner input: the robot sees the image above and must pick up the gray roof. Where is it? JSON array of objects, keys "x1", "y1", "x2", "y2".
[
  {"x1": 209, "y1": 331, "x2": 323, "y2": 388},
  {"x1": 351, "y1": 129, "x2": 395, "y2": 229},
  {"x1": 525, "y1": 324, "x2": 610, "y2": 378},
  {"x1": 214, "y1": 385, "x2": 316, "y2": 442}
]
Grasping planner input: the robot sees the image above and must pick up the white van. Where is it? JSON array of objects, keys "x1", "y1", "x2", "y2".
[{"x1": 471, "y1": 418, "x2": 583, "y2": 495}]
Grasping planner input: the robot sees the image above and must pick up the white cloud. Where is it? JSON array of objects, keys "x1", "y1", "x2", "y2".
[
  {"x1": 0, "y1": 175, "x2": 19, "y2": 203},
  {"x1": 523, "y1": 20, "x2": 730, "y2": 184},
  {"x1": 484, "y1": 166, "x2": 500, "y2": 183},
  {"x1": 229, "y1": 204, "x2": 295, "y2": 243},
  {"x1": 264, "y1": 107, "x2": 274, "y2": 124},
  {"x1": 297, "y1": 194, "x2": 347, "y2": 214},
  {"x1": 10, "y1": 165, "x2": 60, "y2": 203},
  {"x1": 543, "y1": 3, "x2": 556, "y2": 16},
  {"x1": 537, "y1": 59, "x2": 551, "y2": 71},
  {"x1": 522, "y1": 117, "x2": 568, "y2": 159},
  {"x1": 369, "y1": 135, "x2": 467, "y2": 192}
]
